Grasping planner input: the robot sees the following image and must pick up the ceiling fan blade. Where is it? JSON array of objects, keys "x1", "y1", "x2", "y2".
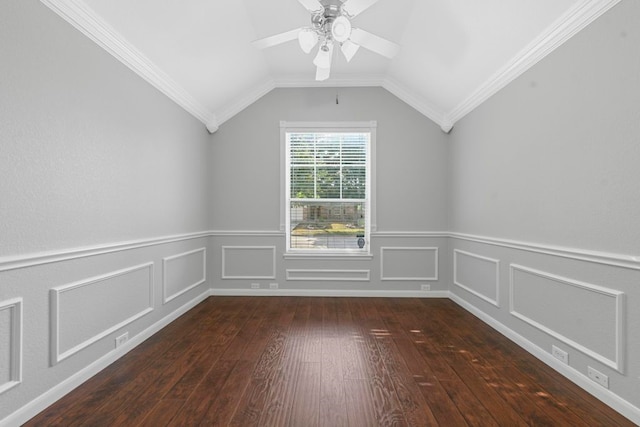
[
  {"x1": 316, "y1": 66, "x2": 330, "y2": 81},
  {"x1": 341, "y1": 0, "x2": 379, "y2": 17},
  {"x1": 252, "y1": 28, "x2": 302, "y2": 50},
  {"x1": 349, "y1": 28, "x2": 399, "y2": 59},
  {"x1": 298, "y1": 0, "x2": 323, "y2": 13}
]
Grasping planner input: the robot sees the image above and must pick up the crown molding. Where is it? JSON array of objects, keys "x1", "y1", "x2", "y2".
[
  {"x1": 40, "y1": 0, "x2": 218, "y2": 132},
  {"x1": 273, "y1": 74, "x2": 386, "y2": 88},
  {"x1": 40, "y1": 0, "x2": 620, "y2": 136},
  {"x1": 445, "y1": 0, "x2": 622, "y2": 126},
  {"x1": 215, "y1": 79, "x2": 276, "y2": 126},
  {"x1": 381, "y1": 77, "x2": 452, "y2": 132}
]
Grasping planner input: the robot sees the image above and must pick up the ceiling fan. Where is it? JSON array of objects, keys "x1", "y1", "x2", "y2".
[{"x1": 252, "y1": 0, "x2": 399, "y2": 81}]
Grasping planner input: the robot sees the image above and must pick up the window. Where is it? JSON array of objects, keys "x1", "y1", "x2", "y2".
[{"x1": 281, "y1": 121, "x2": 376, "y2": 254}]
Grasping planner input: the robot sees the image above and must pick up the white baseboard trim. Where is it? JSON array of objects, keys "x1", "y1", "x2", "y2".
[
  {"x1": 448, "y1": 292, "x2": 640, "y2": 426},
  {"x1": 1, "y1": 289, "x2": 211, "y2": 427},
  {"x1": 211, "y1": 288, "x2": 450, "y2": 298}
]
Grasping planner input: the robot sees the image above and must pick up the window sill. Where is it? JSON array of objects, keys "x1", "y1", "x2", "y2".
[{"x1": 283, "y1": 252, "x2": 373, "y2": 261}]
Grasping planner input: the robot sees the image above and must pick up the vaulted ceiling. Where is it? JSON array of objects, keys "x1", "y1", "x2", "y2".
[{"x1": 41, "y1": 0, "x2": 620, "y2": 132}]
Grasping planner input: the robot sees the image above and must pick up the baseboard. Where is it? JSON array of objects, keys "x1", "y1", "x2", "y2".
[
  {"x1": 448, "y1": 292, "x2": 640, "y2": 426},
  {"x1": 1, "y1": 289, "x2": 211, "y2": 427},
  {"x1": 210, "y1": 288, "x2": 450, "y2": 298}
]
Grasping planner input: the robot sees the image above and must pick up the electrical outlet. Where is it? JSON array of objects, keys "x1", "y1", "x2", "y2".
[
  {"x1": 587, "y1": 366, "x2": 609, "y2": 389},
  {"x1": 115, "y1": 332, "x2": 129, "y2": 348},
  {"x1": 551, "y1": 345, "x2": 569, "y2": 365},
  {"x1": 269, "y1": 283, "x2": 279, "y2": 290},
  {"x1": 251, "y1": 283, "x2": 260, "y2": 289},
  {"x1": 421, "y1": 284, "x2": 431, "y2": 291}
]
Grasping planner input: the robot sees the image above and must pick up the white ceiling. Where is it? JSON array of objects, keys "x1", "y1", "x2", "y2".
[{"x1": 42, "y1": 0, "x2": 620, "y2": 132}]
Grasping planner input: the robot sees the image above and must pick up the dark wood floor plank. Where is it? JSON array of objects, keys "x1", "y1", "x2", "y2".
[{"x1": 24, "y1": 296, "x2": 636, "y2": 427}]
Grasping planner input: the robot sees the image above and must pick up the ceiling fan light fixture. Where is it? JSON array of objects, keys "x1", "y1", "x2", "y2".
[
  {"x1": 341, "y1": 39, "x2": 360, "y2": 62},
  {"x1": 313, "y1": 42, "x2": 333, "y2": 69},
  {"x1": 316, "y1": 66, "x2": 330, "y2": 81},
  {"x1": 331, "y1": 15, "x2": 352, "y2": 43},
  {"x1": 298, "y1": 28, "x2": 319, "y2": 53}
]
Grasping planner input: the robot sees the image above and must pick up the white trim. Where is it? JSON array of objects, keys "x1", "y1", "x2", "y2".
[
  {"x1": 50, "y1": 262, "x2": 154, "y2": 365},
  {"x1": 453, "y1": 249, "x2": 500, "y2": 307},
  {"x1": 162, "y1": 247, "x2": 207, "y2": 304},
  {"x1": 39, "y1": 0, "x2": 216, "y2": 130},
  {"x1": 274, "y1": 74, "x2": 386, "y2": 88},
  {"x1": 215, "y1": 79, "x2": 276, "y2": 125},
  {"x1": 381, "y1": 78, "x2": 452, "y2": 132},
  {"x1": 449, "y1": 292, "x2": 640, "y2": 426},
  {"x1": 0, "y1": 298, "x2": 23, "y2": 396},
  {"x1": 372, "y1": 231, "x2": 449, "y2": 238},
  {"x1": 380, "y1": 247, "x2": 439, "y2": 281},
  {"x1": 0, "y1": 231, "x2": 210, "y2": 273},
  {"x1": 280, "y1": 120, "x2": 378, "y2": 130},
  {"x1": 211, "y1": 288, "x2": 449, "y2": 298},
  {"x1": 449, "y1": 232, "x2": 640, "y2": 270},
  {"x1": 281, "y1": 121, "x2": 377, "y2": 254},
  {"x1": 1, "y1": 290, "x2": 211, "y2": 427},
  {"x1": 210, "y1": 230, "x2": 285, "y2": 237},
  {"x1": 445, "y1": 0, "x2": 622, "y2": 127},
  {"x1": 283, "y1": 252, "x2": 373, "y2": 261},
  {"x1": 221, "y1": 246, "x2": 277, "y2": 280},
  {"x1": 509, "y1": 264, "x2": 625, "y2": 373},
  {"x1": 286, "y1": 269, "x2": 370, "y2": 282}
]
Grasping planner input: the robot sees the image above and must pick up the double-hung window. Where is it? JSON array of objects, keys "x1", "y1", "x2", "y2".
[{"x1": 281, "y1": 121, "x2": 376, "y2": 254}]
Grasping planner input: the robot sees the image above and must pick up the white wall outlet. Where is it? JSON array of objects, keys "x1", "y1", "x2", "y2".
[
  {"x1": 551, "y1": 345, "x2": 569, "y2": 364},
  {"x1": 421, "y1": 284, "x2": 431, "y2": 291},
  {"x1": 251, "y1": 283, "x2": 260, "y2": 289},
  {"x1": 115, "y1": 332, "x2": 129, "y2": 348},
  {"x1": 587, "y1": 366, "x2": 609, "y2": 389},
  {"x1": 269, "y1": 283, "x2": 279, "y2": 290}
]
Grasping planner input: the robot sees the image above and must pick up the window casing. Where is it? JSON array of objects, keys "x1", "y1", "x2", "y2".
[{"x1": 281, "y1": 121, "x2": 376, "y2": 255}]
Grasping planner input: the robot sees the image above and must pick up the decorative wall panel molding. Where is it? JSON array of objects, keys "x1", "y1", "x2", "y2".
[
  {"x1": 0, "y1": 298, "x2": 22, "y2": 395},
  {"x1": 221, "y1": 246, "x2": 276, "y2": 280},
  {"x1": 380, "y1": 247, "x2": 438, "y2": 281},
  {"x1": 50, "y1": 263, "x2": 154, "y2": 365},
  {"x1": 0, "y1": 231, "x2": 210, "y2": 273},
  {"x1": 453, "y1": 249, "x2": 500, "y2": 307},
  {"x1": 286, "y1": 269, "x2": 370, "y2": 282},
  {"x1": 450, "y1": 232, "x2": 640, "y2": 270},
  {"x1": 163, "y1": 248, "x2": 207, "y2": 304},
  {"x1": 509, "y1": 264, "x2": 625, "y2": 372}
]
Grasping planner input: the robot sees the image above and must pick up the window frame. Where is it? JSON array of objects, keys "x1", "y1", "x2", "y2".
[{"x1": 280, "y1": 121, "x2": 377, "y2": 257}]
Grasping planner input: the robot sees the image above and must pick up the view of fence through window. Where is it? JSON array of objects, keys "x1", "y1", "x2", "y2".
[{"x1": 287, "y1": 131, "x2": 369, "y2": 250}]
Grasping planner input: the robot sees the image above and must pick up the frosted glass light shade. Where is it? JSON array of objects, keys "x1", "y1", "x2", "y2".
[
  {"x1": 341, "y1": 40, "x2": 360, "y2": 62},
  {"x1": 313, "y1": 42, "x2": 333, "y2": 69},
  {"x1": 316, "y1": 66, "x2": 330, "y2": 81},
  {"x1": 331, "y1": 16, "x2": 352, "y2": 43},
  {"x1": 298, "y1": 29, "x2": 318, "y2": 54}
]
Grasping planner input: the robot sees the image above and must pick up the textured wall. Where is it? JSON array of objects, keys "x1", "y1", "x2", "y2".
[
  {"x1": 448, "y1": 0, "x2": 640, "y2": 418},
  {"x1": 0, "y1": 0, "x2": 212, "y2": 423},
  {"x1": 448, "y1": 0, "x2": 640, "y2": 255},
  {"x1": 0, "y1": 0, "x2": 212, "y2": 258},
  {"x1": 210, "y1": 87, "x2": 449, "y2": 232}
]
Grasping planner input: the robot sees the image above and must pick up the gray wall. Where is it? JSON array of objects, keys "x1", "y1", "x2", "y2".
[
  {"x1": 448, "y1": 0, "x2": 640, "y2": 417},
  {"x1": 0, "y1": 0, "x2": 213, "y2": 423},
  {"x1": 208, "y1": 87, "x2": 451, "y2": 296},
  {"x1": 210, "y1": 87, "x2": 449, "y2": 232}
]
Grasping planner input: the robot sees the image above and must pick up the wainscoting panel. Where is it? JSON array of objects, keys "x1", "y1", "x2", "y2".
[
  {"x1": 50, "y1": 263, "x2": 154, "y2": 365},
  {"x1": 221, "y1": 246, "x2": 276, "y2": 279},
  {"x1": 380, "y1": 247, "x2": 438, "y2": 281},
  {"x1": 286, "y1": 269, "x2": 370, "y2": 281},
  {"x1": 453, "y1": 249, "x2": 500, "y2": 307},
  {"x1": 0, "y1": 298, "x2": 22, "y2": 395},
  {"x1": 163, "y1": 248, "x2": 206, "y2": 304},
  {"x1": 510, "y1": 264, "x2": 625, "y2": 372}
]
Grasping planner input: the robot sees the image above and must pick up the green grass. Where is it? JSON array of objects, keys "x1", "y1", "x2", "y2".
[{"x1": 291, "y1": 222, "x2": 364, "y2": 236}]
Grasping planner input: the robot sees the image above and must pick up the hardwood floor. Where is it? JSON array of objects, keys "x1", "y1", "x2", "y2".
[{"x1": 25, "y1": 297, "x2": 634, "y2": 426}]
